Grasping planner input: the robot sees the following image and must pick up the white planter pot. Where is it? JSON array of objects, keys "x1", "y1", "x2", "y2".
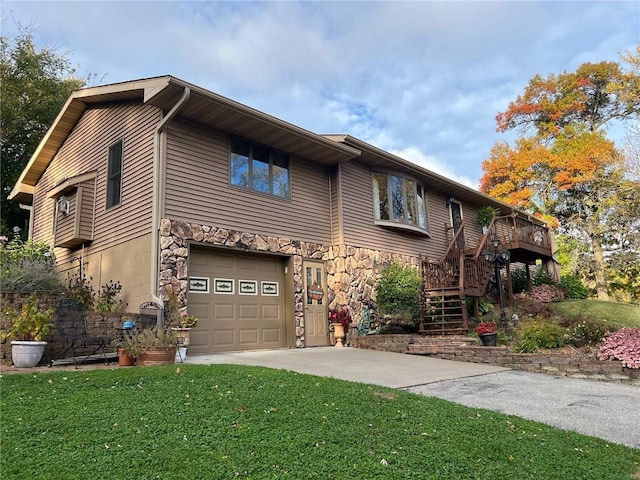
[
  {"x1": 11, "y1": 341, "x2": 47, "y2": 368},
  {"x1": 175, "y1": 346, "x2": 188, "y2": 363}
]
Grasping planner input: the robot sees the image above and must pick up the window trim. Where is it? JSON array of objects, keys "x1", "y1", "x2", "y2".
[
  {"x1": 106, "y1": 139, "x2": 123, "y2": 209},
  {"x1": 229, "y1": 135, "x2": 291, "y2": 199},
  {"x1": 372, "y1": 170, "x2": 430, "y2": 235}
]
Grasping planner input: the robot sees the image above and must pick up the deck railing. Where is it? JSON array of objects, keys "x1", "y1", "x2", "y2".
[{"x1": 424, "y1": 214, "x2": 551, "y2": 293}]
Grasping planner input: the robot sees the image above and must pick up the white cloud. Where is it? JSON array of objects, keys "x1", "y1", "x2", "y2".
[
  {"x1": 388, "y1": 146, "x2": 477, "y2": 189},
  {"x1": 3, "y1": 0, "x2": 638, "y2": 187}
]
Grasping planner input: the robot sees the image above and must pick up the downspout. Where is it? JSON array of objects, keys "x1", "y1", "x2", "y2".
[{"x1": 150, "y1": 86, "x2": 191, "y2": 307}]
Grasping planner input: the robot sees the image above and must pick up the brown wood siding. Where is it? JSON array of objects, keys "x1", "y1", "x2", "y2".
[
  {"x1": 54, "y1": 191, "x2": 77, "y2": 246},
  {"x1": 78, "y1": 180, "x2": 95, "y2": 240},
  {"x1": 164, "y1": 120, "x2": 332, "y2": 244},
  {"x1": 329, "y1": 166, "x2": 342, "y2": 245},
  {"x1": 426, "y1": 189, "x2": 455, "y2": 255},
  {"x1": 340, "y1": 161, "x2": 453, "y2": 259},
  {"x1": 32, "y1": 101, "x2": 160, "y2": 265}
]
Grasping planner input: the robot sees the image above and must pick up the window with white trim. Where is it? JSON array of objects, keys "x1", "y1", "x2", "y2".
[
  {"x1": 372, "y1": 172, "x2": 428, "y2": 231},
  {"x1": 230, "y1": 136, "x2": 290, "y2": 198}
]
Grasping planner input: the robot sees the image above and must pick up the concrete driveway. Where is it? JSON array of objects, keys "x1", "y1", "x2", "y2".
[{"x1": 186, "y1": 347, "x2": 640, "y2": 449}]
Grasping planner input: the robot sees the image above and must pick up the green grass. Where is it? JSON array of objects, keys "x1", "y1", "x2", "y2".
[
  {"x1": 551, "y1": 299, "x2": 640, "y2": 329},
  {"x1": 1, "y1": 365, "x2": 639, "y2": 479}
]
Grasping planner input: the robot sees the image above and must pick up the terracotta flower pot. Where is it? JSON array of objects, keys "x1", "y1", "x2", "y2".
[
  {"x1": 117, "y1": 348, "x2": 135, "y2": 366},
  {"x1": 136, "y1": 346, "x2": 177, "y2": 366}
]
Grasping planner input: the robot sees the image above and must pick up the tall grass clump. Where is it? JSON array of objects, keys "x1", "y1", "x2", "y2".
[{"x1": 0, "y1": 232, "x2": 61, "y2": 292}]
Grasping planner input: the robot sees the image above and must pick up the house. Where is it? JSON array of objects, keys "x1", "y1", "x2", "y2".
[{"x1": 9, "y1": 76, "x2": 556, "y2": 355}]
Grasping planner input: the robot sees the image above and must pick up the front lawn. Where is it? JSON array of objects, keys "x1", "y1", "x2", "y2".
[
  {"x1": 551, "y1": 300, "x2": 640, "y2": 329},
  {"x1": 1, "y1": 365, "x2": 638, "y2": 479}
]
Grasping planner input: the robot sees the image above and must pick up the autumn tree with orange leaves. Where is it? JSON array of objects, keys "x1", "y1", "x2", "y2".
[{"x1": 480, "y1": 51, "x2": 640, "y2": 301}]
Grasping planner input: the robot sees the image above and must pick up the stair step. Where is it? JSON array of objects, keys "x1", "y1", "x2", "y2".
[
  {"x1": 422, "y1": 320, "x2": 465, "y2": 325},
  {"x1": 418, "y1": 328, "x2": 467, "y2": 336}
]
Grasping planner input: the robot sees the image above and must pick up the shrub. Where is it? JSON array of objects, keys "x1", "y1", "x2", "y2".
[
  {"x1": 532, "y1": 267, "x2": 555, "y2": 286},
  {"x1": 375, "y1": 263, "x2": 422, "y2": 322},
  {"x1": 1, "y1": 294, "x2": 55, "y2": 341},
  {"x1": 597, "y1": 328, "x2": 640, "y2": 369},
  {"x1": 65, "y1": 272, "x2": 96, "y2": 309},
  {"x1": 94, "y1": 280, "x2": 126, "y2": 313},
  {"x1": 564, "y1": 317, "x2": 612, "y2": 346},
  {"x1": 530, "y1": 284, "x2": 565, "y2": 303},
  {"x1": 510, "y1": 267, "x2": 529, "y2": 294},
  {"x1": 66, "y1": 273, "x2": 126, "y2": 312},
  {"x1": 0, "y1": 235, "x2": 61, "y2": 292},
  {"x1": 467, "y1": 297, "x2": 495, "y2": 317},
  {"x1": 515, "y1": 318, "x2": 566, "y2": 352},
  {"x1": 560, "y1": 274, "x2": 590, "y2": 299},
  {"x1": 513, "y1": 297, "x2": 555, "y2": 318}
]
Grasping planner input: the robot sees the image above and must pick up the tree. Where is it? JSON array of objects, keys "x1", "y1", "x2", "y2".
[
  {"x1": 481, "y1": 53, "x2": 640, "y2": 301},
  {"x1": 1, "y1": 25, "x2": 91, "y2": 237}
]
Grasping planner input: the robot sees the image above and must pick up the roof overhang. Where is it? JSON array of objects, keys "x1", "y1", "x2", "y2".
[
  {"x1": 324, "y1": 134, "x2": 545, "y2": 226},
  {"x1": 47, "y1": 171, "x2": 97, "y2": 198},
  {"x1": 10, "y1": 75, "x2": 360, "y2": 203}
]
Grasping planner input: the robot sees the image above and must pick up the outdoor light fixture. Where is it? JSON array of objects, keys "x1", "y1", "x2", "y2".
[{"x1": 483, "y1": 236, "x2": 511, "y2": 329}]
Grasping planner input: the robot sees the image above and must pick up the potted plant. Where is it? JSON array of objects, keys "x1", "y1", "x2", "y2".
[
  {"x1": 112, "y1": 335, "x2": 137, "y2": 366},
  {"x1": 475, "y1": 321, "x2": 498, "y2": 346},
  {"x1": 171, "y1": 312, "x2": 198, "y2": 362},
  {"x1": 131, "y1": 327, "x2": 178, "y2": 366},
  {"x1": 1, "y1": 294, "x2": 54, "y2": 367},
  {"x1": 165, "y1": 290, "x2": 197, "y2": 361},
  {"x1": 476, "y1": 206, "x2": 501, "y2": 233},
  {"x1": 329, "y1": 307, "x2": 351, "y2": 347}
]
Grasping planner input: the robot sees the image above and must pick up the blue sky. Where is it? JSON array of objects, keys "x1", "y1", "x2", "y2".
[{"x1": 3, "y1": 1, "x2": 638, "y2": 188}]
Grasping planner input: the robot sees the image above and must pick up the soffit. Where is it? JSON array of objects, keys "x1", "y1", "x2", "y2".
[
  {"x1": 146, "y1": 79, "x2": 360, "y2": 165},
  {"x1": 324, "y1": 134, "x2": 525, "y2": 218}
]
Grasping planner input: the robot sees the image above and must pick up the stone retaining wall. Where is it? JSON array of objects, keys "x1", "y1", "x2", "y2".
[
  {"x1": 350, "y1": 334, "x2": 640, "y2": 386},
  {"x1": 1, "y1": 291, "x2": 131, "y2": 367}
]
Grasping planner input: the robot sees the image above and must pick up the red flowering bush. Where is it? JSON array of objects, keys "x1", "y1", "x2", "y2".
[
  {"x1": 475, "y1": 321, "x2": 497, "y2": 335},
  {"x1": 329, "y1": 307, "x2": 351, "y2": 333},
  {"x1": 597, "y1": 328, "x2": 640, "y2": 369},
  {"x1": 530, "y1": 284, "x2": 565, "y2": 303}
]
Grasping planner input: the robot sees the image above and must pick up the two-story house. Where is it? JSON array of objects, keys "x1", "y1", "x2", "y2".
[{"x1": 9, "y1": 76, "x2": 556, "y2": 355}]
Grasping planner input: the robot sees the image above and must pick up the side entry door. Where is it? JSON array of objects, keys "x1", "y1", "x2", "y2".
[
  {"x1": 303, "y1": 260, "x2": 329, "y2": 347},
  {"x1": 449, "y1": 199, "x2": 465, "y2": 250}
]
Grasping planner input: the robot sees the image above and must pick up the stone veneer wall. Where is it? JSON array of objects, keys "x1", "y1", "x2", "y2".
[
  {"x1": 1, "y1": 291, "x2": 130, "y2": 366},
  {"x1": 159, "y1": 219, "x2": 419, "y2": 347},
  {"x1": 350, "y1": 334, "x2": 640, "y2": 385}
]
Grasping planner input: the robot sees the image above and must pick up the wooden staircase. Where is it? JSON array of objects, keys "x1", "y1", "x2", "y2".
[
  {"x1": 420, "y1": 215, "x2": 554, "y2": 336},
  {"x1": 420, "y1": 286, "x2": 468, "y2": 335}
]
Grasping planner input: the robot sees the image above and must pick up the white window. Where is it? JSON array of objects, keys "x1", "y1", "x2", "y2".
[{"x1": 373, "y1": 172, "x2": 428, "y2": 231}]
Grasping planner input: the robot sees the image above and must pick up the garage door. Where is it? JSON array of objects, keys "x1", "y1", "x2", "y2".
[{"x1": 187, "y1": 248, "x2": 285, "y2": 354}]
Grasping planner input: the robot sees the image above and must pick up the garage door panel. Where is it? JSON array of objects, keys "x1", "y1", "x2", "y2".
[
  {"x1": 238, "y1": 257, "x2": 259, "y2": 272},
  {"x1": 213, "y1": 330, "x2": 236, "y2": 347},
  {"x1": 214, "y1": 255, "x2": 235, "y2": 271},
  {"x1": 213, "y1": 303, "x2": 236, "y2": 320},
  {"x1": 238, "y1": 329, "x2": 259, "y2": 346},
  {"x1": 262, "y1": 328, "x2": 280, "y2": 343},
  {"x1": 239, "y1": 304, "x2": 258, "y2": 319},
  {"x1": 262, "y1": 304, "x2": 280, "y2": 319}
]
